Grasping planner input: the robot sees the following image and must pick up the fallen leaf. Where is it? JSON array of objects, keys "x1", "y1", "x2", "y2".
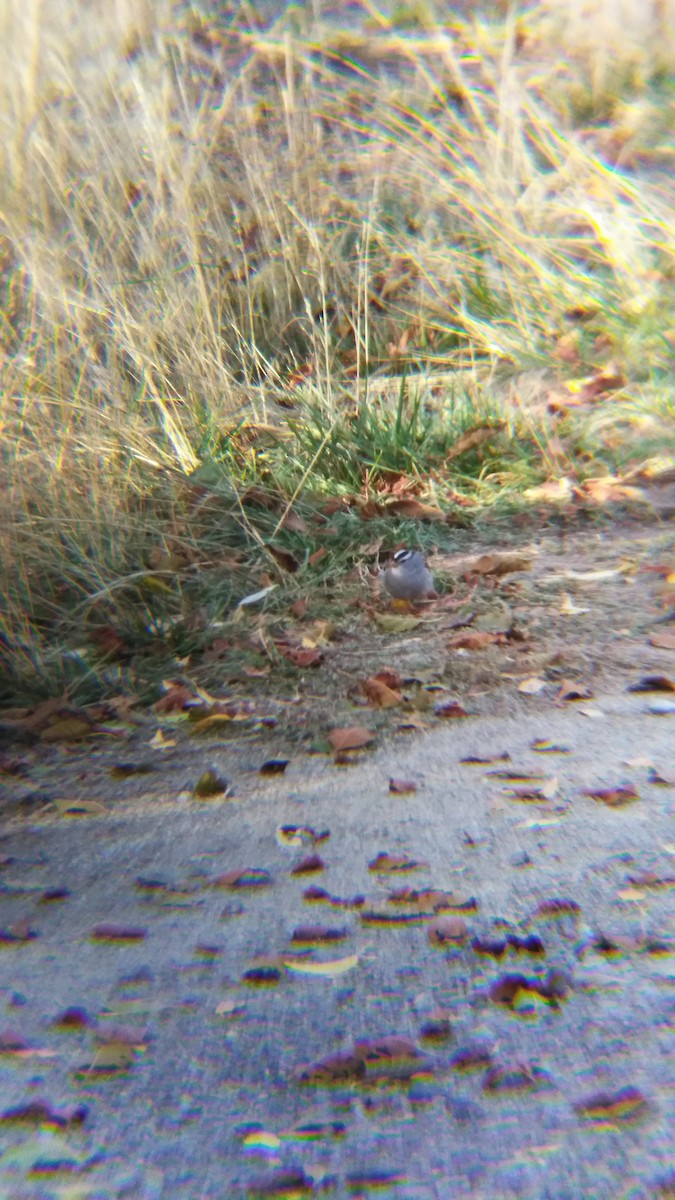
[
  {"x1": 389, "y1": 777, "x2": 418, "y2": 795},
  {"x1": 154, "y1": 685, "x2": 198, "y2": 714},
  {"x1": 279, "y1": 645, "x2": 324, "y2": 667},
  {"x1": 40, "y1": 717, "x2": 96, "y2": 742},
  {"x1": 518, "y1": 678, "x2": 547, "y2": 694},
  {"x1": 193, "y1": 770, "x2": 229, "y2": 799},
  {"x1": 0, "y1": 918, "x2": 37, "y2": 946},
  {"x1": 386, "y1": 887, "x2": 477, "y2": 913},
  {"x1": 246, "y1": 1168, "x2": 314, "y2": 1196},
  {"x1": 444, "y1": 423, "x2": 506, "y2": 461},
  {"x1": 259, "y1": 759, "x2": 290, "y2": 776},
  {"x1": 148, "y1": 728, "x2": 176, "y2": 749},
  {"x1": 290, "y1": 855, "x2": 325, "y2": 875},
  {"x1": 524, "y1": 478, "x2": 573, "y2": 504},
  {"x1": 447, "y1": 630, "x2": 500, "y2": 650},
  {"x1": 531, "y1": 739, "x2": 570, "y2": 754},
  {"x1": 427, "y1": 917, "x2": 468, "y2": 947},
  {"x1": 290, "y1": 925, "x2": 348, "y2": 944},
  {"x1": 574, "y1": 1086, "x2": 650, "y2": 1125},
  {"x1": 53, "y1": 798, "x2": 106, "y2": 817},
  {"x1": 283, "y1": 954, "x2": 359, "y2": 977},
  {"x1": 648, "y1": 631, "x2": 675, "y2": 650},
  {"x1": 211, "y1": 869, "x2": 273, "y2": 889},
  {"x1": 386, "y1": 497, "x2": 444, "y2": 520},
  {"x1": 583, "y1": 785, "x2": 639, "y2": 807},
  {"x1": 556, "y1": 679, "x2": 593, "y2": 702},
  {"x1": 373, "y1": 612, "x2": 422, "y2": 633},
  {"x1": 434, "y1": 699, "x2": 469, "y2": 719},
  {"x1": 294, "y1": 1050, "x2": 365, "y2": 1084},
  {"x1": 290, "y1": 598, "x2": 308, "y2": 619},
  {"x1": 276, "y1": 825, "x2": 329, "y2": 848},
  {"x1": 419, "y1": 1009, "x2": 453, "y2": 1043},
  {"x1": 483, "y1": 1063, "x2": 553, "y2": 1093},
  {"x1": 0, "y1": 1101, "x2": 87, "y2": 1129},
  {"x1": 647, "y1": 766, "x2": 675, "y2": 786},
  {"x1": 327, "y1": 727, "x2": 375, "y2": 753},
  {"x1": 627, "y1": 674, "x2": 675, "y2": 692},
  {"x1": 581, "y1": 476, "x2": 646, "y2": 506},
  {"x1": 467, "y1": 552, "x2": 533, "y2": 577},
  {"x1": 267, "y1": 546, "x2": 299, "y2": 573},
  {"x1": 360, "y1": 676, "x2": 402, "y2": 708},
  {"x1": 90, "y1": 924, "x2": 147, "y2": 942},
  {"x1": 460, "y1": 751, "x2": 511, "y2": 765},
  {"x1": 279, "y1": 508, "x2": 309, "y2": 534},
  {"x1": 560, "y1": 593, "x2": 591, "y2": 615},
  {"x1": 368, "y1": 852, "x2": 428, "y2": 873}
]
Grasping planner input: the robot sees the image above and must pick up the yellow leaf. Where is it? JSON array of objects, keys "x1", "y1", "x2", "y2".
[
  {"x1": 53, "y1": 798, "x2": 107, "y2": 817},
  {"x1": 242, "y1": 1130, "x2": 281, "y2": 1150},
  {"x1": 373, "y1": 613, "x2": 422, "y2": 633},
  {"x1": 283, "y1": 953, "x2": 359, "y2": 977}
]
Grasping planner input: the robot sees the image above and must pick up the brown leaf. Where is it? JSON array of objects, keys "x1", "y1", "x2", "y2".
[
  {"x1": 53, "y1": 798, "x2": 107, "y2": 817},
  {"x1": 154, "y1": 685, "x2": 199, "y2": 714},
  {"x1": 280, "y1": 645, "x2": 324, "y2": 667},
  {"x1": 303, "y1": 887, "x2": 364, "y2": 909},
  {"x1": 267, "y1": 546, "x2": 299, "y2": 573},
  {"x1": 419, "y1": 1009, "x2": 453, "y2": 1043},
  {"x1": 483, "y1": 1063, "x2": 552, "y2": 1093},
  {"x1": 386, "y1": 497, "x2": 444, "y2": 521},
  {"x1": 246, "y1": 1169, "x2": 314, "y2": 1197},
  {"x1": 242, "y1": 957, "x2": 283, "y2": 986},
  {"x1": 279, "y1": 508, "x2": 309, "y2": 534},
  {"x1": 294, "y1": 1050, "x2": 365, "y2": 1084},
  {"x1": 627, "y1": 674, "x2": 675, "y2": 693},
  {"x1": 648, "y1": 631, "x2": 675, "y2": 650},
  {"x1": 444, "y1": 423, "x2": 506, "y2": 462},
  {"x1": 40, "y1": 716, "x2": 96, "y2": 743},
  {"x1": 360, "y1": 676, "x2": 402, "y2": 708},
  {"x1": 211, "y1": 869, "x2": 273, "y2": 889},
  {"x1": 290, "y1": 598, "x2": 308, "y2": 619},
  {"x1": 574, "y1": 1086, "x2": 650, "y2": 1125},
  {"x1": 290, "y1": 855, "x2": 325, "y2": 875},
  {"x1": 447, "y1": 630, "x2": 500, "y2": 650},
  {"x1": 427, "y1": 917, "x2": 468, "y2": 947},
  {"x1": 90, "y1": 924, "x2": 147, "y2": 943},
  {"x1": 353, "y1": 1035, "x2": 425, "y2": 1080},
  {"x1": 460, "y1": 752, "x2": 511, "y2": 765},
  {"x1": 0, "y1": 1100, "x2": 87, "y2": 1129},
  {"x1": 387, "y1": 887, "x2": 477, "y2": 913},
  {"x1": 434, "y1": 699, "x2": 469, "y2": 719},
  {"x1": 583, "y1": 785, "x2": 639, "y2": 807},
  {"x1": 368, "y1": 852, "x2": 428, "y2": 873},
  {"x1": 259, "y1": 759, "x2": 290, "y2": 775},
  {"x1": 290, "y1": 925, "x2": 348, "y2": 944},
  {"x1": 581, "y1": 475, "x2": 645, "y2": 506},
  {"x1": 467, "y1": 552, "x2": 533, "y2": 577},
  {"x1": 556, "y1": 679, "x2": 593, "y2": 702},
  {"x1": 308, "y1": 547, "x2": 327, "y2": 566},
  {"x1": 389, "y1": 777, "x2": 418, "y2": 795},
  {"x1": 328, "y1": 727, "x2": 375, "y2": 753},
  {"x1": 193, "y1": 770, "x2": 229, "y2": 799},
  {"x1": 0, "y1": 921, "x2": 37, "y2": 946}
]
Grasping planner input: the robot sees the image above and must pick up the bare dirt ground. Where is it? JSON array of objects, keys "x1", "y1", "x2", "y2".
[{"x1": 0, "y1": 517, "x2": 673, "y2": 1200}]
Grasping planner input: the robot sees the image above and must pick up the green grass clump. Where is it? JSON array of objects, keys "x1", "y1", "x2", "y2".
[{"x1": 1, "y1": 0, "x2": 674, "y2": 703}]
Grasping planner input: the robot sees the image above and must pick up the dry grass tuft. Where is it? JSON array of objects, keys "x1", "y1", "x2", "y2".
[{"x1": 1, "y1": 0, "x2": 674, "y2": 699}]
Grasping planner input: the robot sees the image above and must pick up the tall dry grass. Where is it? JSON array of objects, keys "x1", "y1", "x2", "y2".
[{"x1": 1, "y1": 0, "x2": 674, "y2": 697}]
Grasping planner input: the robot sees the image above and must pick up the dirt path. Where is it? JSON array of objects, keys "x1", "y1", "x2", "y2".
[{"x1": 0, "y1": 522, "x2": 674, "y2": 1199}]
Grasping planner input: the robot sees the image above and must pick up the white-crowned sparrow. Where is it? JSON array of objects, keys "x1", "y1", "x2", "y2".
[{"x1": 382, "y1": 549, "x2": 437, "y2": 601}]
